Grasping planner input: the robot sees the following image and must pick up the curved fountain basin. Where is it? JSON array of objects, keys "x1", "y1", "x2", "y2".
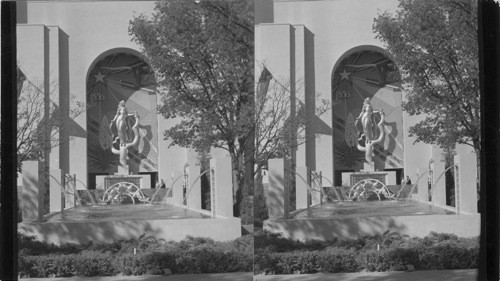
[
  {"x1": 289, "y1": 200, "x2": 456, "y2": 219},
  {"x1": 44, "y1": 203, "x2": 210, "y2": 222},
  {"x1": 19, "y1": 203, "x2": 241, "y2": 244},
  {"x1": 264, "y1": 200, "x2": 479, "y2": 241}
]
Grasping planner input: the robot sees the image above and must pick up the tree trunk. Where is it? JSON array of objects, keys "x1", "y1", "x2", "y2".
[
  {"x1": 229, "y1": 150, "x2": 244, "y2": 216},
  {"x1": 229, "y1": 148, "x2": 253, "y2": 224}
]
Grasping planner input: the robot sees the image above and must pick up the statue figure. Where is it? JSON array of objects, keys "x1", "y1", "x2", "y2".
[
  {"x1": 355, "y1": 97, "x2": 385, "y2": 164},
  {"x1": 109, "y1": 100, "x2": 140, "y2": 172}
]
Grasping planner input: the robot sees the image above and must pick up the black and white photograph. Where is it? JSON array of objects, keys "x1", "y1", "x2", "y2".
[
  {"x1": 253, "y1": 0, "x2": 497, "y2": 280},
  {"x1": 4, "y1": 0, "x2": 254, "y2": 280},
  {"x1": 0, "y1": 0, "x2": 499, "y2": 280}
]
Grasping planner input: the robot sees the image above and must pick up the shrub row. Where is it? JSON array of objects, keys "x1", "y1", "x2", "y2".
[
  {"x1": 19, "y1": 246, "x2": 252, "y2": 278},
  {"x1": 18, "y1": 234, "x2": 253, "y2": 278},
  {"x1": 19, "y1": 251, "x2": 115, "y2": 278},
  {"x1": 19, "y1": 234, "x2": 253, "y2": 256},
  {"x1": 254, "y1": 232, "x2": 479, "y2": 275},
  {"x1": 255, "y1": 247, "x2": 360, "y2": 274}
]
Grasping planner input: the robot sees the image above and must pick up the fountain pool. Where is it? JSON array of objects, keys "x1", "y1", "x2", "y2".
[
  {"x1": 289, "y1": 200, "x2": 456, "y2": 219},
  {"x1": 264, "y1": 199, "x2": 479, "y2": 241},
  {"x1": 43, "y1": 203, "x2": 210, "y2": 222},
  {"x1": 19, "y1": 202, "x2": 240, "y2": 245}
]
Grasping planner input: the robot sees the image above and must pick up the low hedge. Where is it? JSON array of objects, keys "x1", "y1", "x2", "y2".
[
  {"x1": 18, "y1": 234, "x2": 253, "y2": 278},
  {"x1": 19, "y1": 252, "x2": 116, "y2": 278},
  {"x1": 254, "y1": 231, "x2": 479, "y2": 275},
  {"x1": 255, "y1": 248, "x2": 361, "y2": 275},
  {"x1": 19, "y1": 248, "x2": 252, "y2": 278}
]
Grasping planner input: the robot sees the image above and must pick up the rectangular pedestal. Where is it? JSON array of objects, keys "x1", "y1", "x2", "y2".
[
  {"x1": 117, "y1": 165, "x2": 129, "y2": 175},
  {"x1": 362, "y1": 162, "x2": 375, "y2": 172},
  {"x1": 350, "y1": 172, "x2": 388, "y2": 186},
  {"x1": 98, "y1": 175, "x2": 151, "y2": 190}
]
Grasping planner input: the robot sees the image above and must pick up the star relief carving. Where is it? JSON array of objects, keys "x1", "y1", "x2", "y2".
[
  {"x1": 94, "y1": 71, "x2": 106, "y2": 83},
  {"x1": 339, "y1": 68, "x2": 351, "y2": 80}
]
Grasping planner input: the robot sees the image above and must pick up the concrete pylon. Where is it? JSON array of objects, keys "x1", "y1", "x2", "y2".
[
  {"x1": 49, "y1": 169, "x2": 63, "y2": 213},
  {"x1": 295, "y1": 166, "x2": 309, "y2": 210},
  {"x1": 268, "y1": 158, "x2": 289, "y2": 219},
  {"x1": 210, "y1": 157, "x2": 233, "y2": 218},
  {"x1": 454, "y1": 145, "x2": 478, "y2": 214},
  {"x1": 22, "y1": 161, "x2": 42, "y2": 222}
]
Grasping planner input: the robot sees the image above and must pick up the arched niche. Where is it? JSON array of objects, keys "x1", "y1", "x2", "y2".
[
  {"x1": 331, "y1": 46, "x2": 404, "y2": 183},
  {"x1": 85, "y1": 49, "x2": 158, "y2": 188}
]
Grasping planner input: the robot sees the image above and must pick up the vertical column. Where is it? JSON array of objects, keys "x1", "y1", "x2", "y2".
[
  {"x1": 172, "y1": 171, "x2": 184, "y2": 206},
  {"x1": 187, "y1": 165, "x2": 202, "y2": 210},
  {"x1": 210, "y1": 167, "x2": 216, "y2": 217},
  {"x1": 294, "y1": 25, "x2": 306, "y2": 168},
  {"x1": 49, "y1": 169, "x2": 63, "y2": 213},
  {"x1": 454, "y1": 149, "x2": 478, "y2": 214},
  {"x1": 22, "y1": 161, "x2": 40, "y2": 221},
  {"x1": 47, "y1": 26, "x2": 60, "y2": 171},
  {"x1": 210, "y1": 157, "x2": 233, "y2": 218},
  {"x1": 268, "y1": 158, "x2": 289, "y2": 219},
  {"x1": 295, "y1": 166, "x2": 309, "y2": 210},
  {"x1": 319, "y1": 171, "x2": 323, "y2": 204},
  {"x1": 432, "y1": 145, "x2": 447, "y2": 206}
]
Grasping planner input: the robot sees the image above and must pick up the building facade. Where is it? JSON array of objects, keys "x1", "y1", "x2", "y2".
[
  {"x1": 255, "y1": 0, "x2": 458, "y2": 187},
  {"x1": 16, "y1": 0, "x2": 227, "y2": 193}
]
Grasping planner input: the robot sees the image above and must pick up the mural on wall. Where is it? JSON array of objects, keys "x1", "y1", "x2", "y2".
[
  {"x1": 332, "y1": 50, "x2": 403, "y2": 170},
  {"x1": 86, "y1": 52, "x2": 157, "y2": 174}
]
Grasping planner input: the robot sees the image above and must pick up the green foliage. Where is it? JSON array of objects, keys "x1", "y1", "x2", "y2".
[
  {"x1": 18, "y1": 234, "x2": 84, "y2": 256},
  {"x1": 73, "y1": 251, "x2": 116, "y2": 277},
  {"x1": 418, "y1": 239, "x2": 478, "y2": 270},
  {"x1": 18, "y1": 233, "x2": 253, "y2": 277},
  {"x1": 253, "y1": 173, "x2": 268, "y2": 227},
  {"x1": 129, "y1": 0, "x2": 254, "y2": 146},
  {"x1": 256, "y1": 248, "x2": 360, "y2": 275},
  {"x1": 272, "y1": 250, "x2": 321, "y2": 274},
  {"x1": 129, "y1": 0, "x2": 254, "y2": 220},
  {"x1": 254, "y1": 231, "x2": 479, "y2": 274},
  {"x1": 239, "y1": 194, "x2": 254, "y2": 225},
  {"x1": 318, "y1": 247, "x2": 361, "y2": 273},
  {"x1": 373, "y1": 0, "x2": 480, "y2": 153},
  {"x1": 360, "y1": 247, "x2": 420, "y2": 272},
  {"x1": 113, "y1": 252, "x2": 177, "y2": 276},
  {"x1": 18, "y1": 254, "x2": 76, "y2": 278},
  {"x1": 176, "y1": 245, "x2": 252, "y2": 273},
  {"x1": 253, "y1": 249, "x2": 278, "y2": 275}
]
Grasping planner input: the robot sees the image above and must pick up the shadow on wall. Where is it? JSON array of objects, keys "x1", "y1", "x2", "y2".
[
  {"x1": 265, "y1": 216, "x2": 408, "y2": 241},
  {"x1": 19, "y1": 218, "x2": 163, "y2": 245},
  {"x1": 267, "y1": 172, "x2": 285, "y2": 219},
  {"x1": 22, "y1": 175, "x2": 39, "y2": 221}
]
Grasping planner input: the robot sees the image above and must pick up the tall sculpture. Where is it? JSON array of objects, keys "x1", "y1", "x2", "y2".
[
  {"x1": 110, "y1": 100, "x2": 140, "y2": 174},
  {"x1": 355, "y1": 97, "x2": 385, "y2": 166}
]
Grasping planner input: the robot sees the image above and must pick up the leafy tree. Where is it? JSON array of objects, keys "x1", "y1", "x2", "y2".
[
  {"x1": 373, "y1": 0, "x2": 479, "y2": 155},
  {"x1": 129, "y1": 0, "x2": 254, "y2": 218}
]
